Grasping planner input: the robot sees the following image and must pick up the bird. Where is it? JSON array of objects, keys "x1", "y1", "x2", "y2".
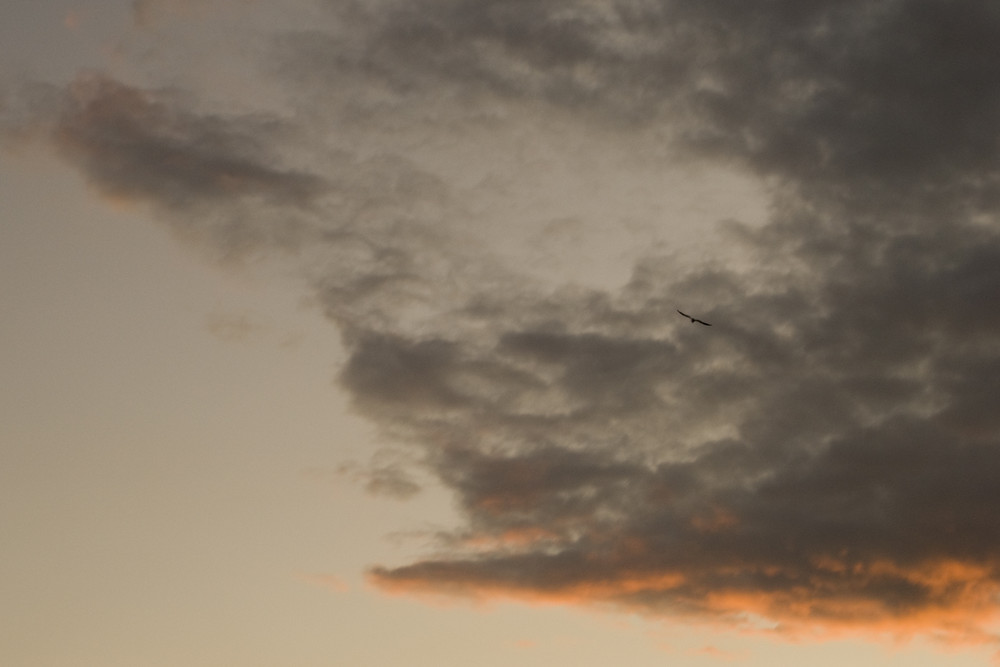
[{"x1": 677, "y1": 309, "x2": 711, "y2": 326}]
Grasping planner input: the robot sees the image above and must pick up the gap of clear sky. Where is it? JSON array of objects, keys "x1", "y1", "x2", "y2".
[{"x1": 4, "y1": 1, "x2": 1000, "y2": 666}]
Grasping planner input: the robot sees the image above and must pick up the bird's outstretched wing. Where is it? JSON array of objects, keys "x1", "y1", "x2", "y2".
[{"x1": 677, "y1": 309, "x2": 712, "y2": 326}]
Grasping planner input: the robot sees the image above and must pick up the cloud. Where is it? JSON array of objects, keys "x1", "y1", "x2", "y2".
[
  {"x1": 53, "y1": 73, "x2": 325, "y2": 208},
  {"x1": 33, "y1": 72, "x2": 329, "y2": 260},
  {"x1": 10, "y1": 0, "x2": 1000, "y2": 646},
  {"x1": 298, "y1": 573, "x2": 350, "y2": 593},
  {"x1": 336, "y1": 452, "x2": 423, "y2": 500},
  {"x1": 131, "y1": 0, "x2": 253, "y2": 28},
  {"x1": 288, "y1": 0, "x2": 1000, "y2": 208},
  {"x1": 205, "y1": 310, "x2": 262, "y2": 342}
]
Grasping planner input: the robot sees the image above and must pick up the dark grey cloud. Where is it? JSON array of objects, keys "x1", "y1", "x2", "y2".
[
  {"x1": 22, "y1": 73, "x2": 329, "y2": 260},
  {"x1": 54, "y1": 74, "x2": 326, "y2": 208},
  {"x1": 290, "y1": 0, "x2": 1000, "y2": 209},
  {"x1": 9, "y1": 0, "x2": 1000, "y2": 644},
  {"x1": 301, "y1": 0, "x2": 1000, "y2": 640}
]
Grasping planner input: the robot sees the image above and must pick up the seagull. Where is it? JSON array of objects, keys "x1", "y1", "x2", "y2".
[{"x1": 677, "y1": 309, "x2": 712, "y2": 326}]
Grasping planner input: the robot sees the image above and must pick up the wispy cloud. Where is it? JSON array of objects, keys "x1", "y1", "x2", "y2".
[
  {"x1": 8, "y1": 0, "x2": 1000, "y2": 645},
  {"x1": 298, "y1": 573, "x2": 350, "y2": 593},
  {"x1": 58, "y1": 75, "x2": 324, "y2": 205}
]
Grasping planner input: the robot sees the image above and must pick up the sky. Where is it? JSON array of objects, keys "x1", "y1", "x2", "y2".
[{"x1": 4, "y1": 1, "x2": 1000, "y2": 665}]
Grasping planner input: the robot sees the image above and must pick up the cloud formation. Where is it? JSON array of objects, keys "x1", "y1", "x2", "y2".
[{"x1": 10, "y1": 0, "x2": 1000, "y2": 645}]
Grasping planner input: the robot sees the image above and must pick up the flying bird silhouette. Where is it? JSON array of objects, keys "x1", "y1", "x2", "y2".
[{"x1": 677, "y1": 309, "x2": 712, "y2": 326}]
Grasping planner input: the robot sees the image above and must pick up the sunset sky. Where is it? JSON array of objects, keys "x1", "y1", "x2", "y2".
[{"x1": 5, "y1": 1, "x2": 1000, "y2": 665}]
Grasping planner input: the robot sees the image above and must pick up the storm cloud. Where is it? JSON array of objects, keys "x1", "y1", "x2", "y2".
[{"x1": 10, "y1": 0, "x2": 1000, "y2": 645}]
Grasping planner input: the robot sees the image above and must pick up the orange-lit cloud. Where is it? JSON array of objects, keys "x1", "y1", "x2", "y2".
[{"x1": 371, "y1": 553, "x2": 1000, "y2": 644}]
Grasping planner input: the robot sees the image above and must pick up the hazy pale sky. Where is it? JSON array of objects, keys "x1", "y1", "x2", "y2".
[{"x1": 5, "y1": 1, "x2": 1000, "y2": 665}]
